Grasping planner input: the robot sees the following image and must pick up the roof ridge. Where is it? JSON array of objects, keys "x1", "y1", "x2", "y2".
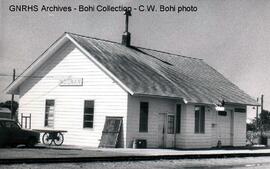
[
  {"x1": 136, "y1": 46, "x2": 202, "y2": 60},
  {"x1": 65, "y1": 32, "x2": 122, "y2": 45},
  {"x1": 65, "y1": 32, "x2": 202, "y2": 61}
]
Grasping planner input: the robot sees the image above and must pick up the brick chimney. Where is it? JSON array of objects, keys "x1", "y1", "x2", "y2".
[{"x1": 122, "y1": 10, "x2": 131, "y2": 47}]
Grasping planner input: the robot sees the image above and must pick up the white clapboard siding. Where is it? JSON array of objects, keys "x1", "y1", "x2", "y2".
[
  {"x1": 18, "y1": 42, "x2": 128, "y2": 147},
  {"x1": 233, "y1": 110, "x2": 247, "y2": 146},
  {"x1": 176, "y1": 104, "x2": 212, "y2": 148},
  {"x1": 126, "y1": 96, "x2": 176, "y2": 148},
  {"x1": 127, "y1": 96, "x2": 214, "y2": 149},
  {"x1": 210, "y1": 105, "x2": 247, "y2": 147},
  {"x1": 127, "y1": 96, "x2": 213, "y2": 149}
]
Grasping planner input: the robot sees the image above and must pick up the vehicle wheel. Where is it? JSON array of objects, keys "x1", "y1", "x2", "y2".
[
  {"x1": 53, "y1": 133, "x2": 64, "y2": 146},
  {"x1": 42, "y1": 133, "x2": 53, "y2": 145},
  {"x1": 26, "y1": 138, "x2": 36, "y2": 148}
]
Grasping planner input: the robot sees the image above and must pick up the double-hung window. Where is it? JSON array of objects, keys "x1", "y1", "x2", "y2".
[
  {"x1": 44, "y1": 100, "x2": 55, "y2": 127},
  {"x1": 194, "y1": 105, "x2": 205, "y2": 133},
  {"x1": 176, "y1": 104, "x2": 181, "y2": 133},
  {"x1": 167, "y1": 115, "x2": 175, "y2": 134},
  {"x1": 139, "y1": 102, "x2": 148, "y2": 132},
  {"x1": 83, "y1": 100, "x2": 94, "y2": 128}
]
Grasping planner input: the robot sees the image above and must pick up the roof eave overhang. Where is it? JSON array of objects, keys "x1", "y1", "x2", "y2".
[
  {"x1": 132, "y1": 93, "x2": 259, "y2": 106},
  {"x1": 223, "y1": 101, "x2": 260, "y2": 107},
  {"x1": 5, "y1": 33, "x2": 69, "y2": 94},
  {"x1": 133, "y1": 93, "x2": 184, "y2": 100}
]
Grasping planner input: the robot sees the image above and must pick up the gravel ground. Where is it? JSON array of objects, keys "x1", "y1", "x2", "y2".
[
  {"x1": 2, "y1": 146, "x2": 270, "y2": 159},
  {"x1": 2, "y1": 157, "x2": 270, "y2": 169}
]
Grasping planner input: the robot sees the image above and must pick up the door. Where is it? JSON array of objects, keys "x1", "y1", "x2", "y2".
[
  {"x1": 158, "y1": 113, "x2": 175, "y2": 148},
  {"x1": 230, "y1": 110, "x2": 234, "y2": 145},
  {"x1": 166, "y1": 114, "x2": 175, "y2": 148},
  {"x1": 158, "y1": 113, "x2": 166, "y2": 148},
  {"x1": 211, "y1": 111, "x2": 218, "y2": 147},
  {"x1": 216, "y1": 110, "x2": 232, "y2": 146},
  {"x1": 99, "y1": 116, "x2": 122, "y2": 148}
]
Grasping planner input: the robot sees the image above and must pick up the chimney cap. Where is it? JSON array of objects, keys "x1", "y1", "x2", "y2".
[{"x1": 124, "y1": 9, "x2": 132, "y2": 16}]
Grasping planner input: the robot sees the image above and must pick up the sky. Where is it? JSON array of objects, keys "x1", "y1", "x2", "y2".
[{"x1": 0, "y1": 0, "x2": 270, "y2": 121}]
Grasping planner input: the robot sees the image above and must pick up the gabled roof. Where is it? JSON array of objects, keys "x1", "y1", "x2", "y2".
[{"x1": 6, "y1": 32, "x2": 258, "y2": 106}]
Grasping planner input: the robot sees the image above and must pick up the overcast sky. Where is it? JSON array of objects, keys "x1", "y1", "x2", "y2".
[{"x1": 0, "y1": 0, "x2": 269, "y2": 120}]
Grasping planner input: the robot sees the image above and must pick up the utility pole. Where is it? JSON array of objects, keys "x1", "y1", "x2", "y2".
[
  {"x1": 10, "y1": 68, "x2": 16, "y2": 120},
  {"x1": 261, "y1": 94, "x2": 264, "y2": 113},
  {"x1": 256, "y1": 97, "x2": 259, "y2": 131},
  {"x1": 260, "y1": 94, "x2": 264, "y2": 143}
]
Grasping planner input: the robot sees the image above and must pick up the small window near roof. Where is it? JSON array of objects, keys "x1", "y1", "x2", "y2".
[
  {"x1": 218, "y1": 111, "x2": 227, "y2": 116},
  {"x1": 84, "y1": 100, "x2": 94, "y2": 128},
  {"x1": 234, "y1": 108, "x2": 246, "y2": 113}
]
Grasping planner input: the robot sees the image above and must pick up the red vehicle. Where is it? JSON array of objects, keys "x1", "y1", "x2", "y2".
[{"x1": 0, "y1": 118, "x2": 40, "y2": 147}]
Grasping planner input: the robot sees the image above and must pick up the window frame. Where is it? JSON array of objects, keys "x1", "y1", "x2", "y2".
[
  {"x1": 44, "y1": 99, "x2": 55, "y2": 128},
  {"x1": 83, "y1": 100, "x2": 95, "y2": 129},
  {"x1": 194, "y1": 105, "x2": 205, "y2": 134},
  {"x1": 234, "y1": 108, "x2": 246, "y2": 113},
  {"x1": 139, "y1": 102, "x2": 149, "y2": 132},
  {"x1": 218, "y1": 111, "x2": 227, "y2": 116},
  {"x1": 167, "y1": 114, "x2": 175, "y2": 134},
  {"x1": 1, "y1": 121, "x2": 20, "y2": 129}
]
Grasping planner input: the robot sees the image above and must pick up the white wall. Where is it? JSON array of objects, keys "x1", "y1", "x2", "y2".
[
  {"x1": 211, "y1": 105, "x2": 247, "y2": 147},
  {"x1": 126, "y1": 96, "x2": 176, "y2": 148},
  {"x1": 176, "y1": 104, "x2": 213, "y2": 149},
  {"x1": 18, "y1": 42, "x2": 128, "y2": 147},
  {"x1": 211, "y1": 109, "x2": 232, "y2": 147},
  {"x1": 127, "y1": 96, "x2": 213, "y2": 149},
  {"x1": 233, "y1": 107, "x2": 247, "y2": 146}
]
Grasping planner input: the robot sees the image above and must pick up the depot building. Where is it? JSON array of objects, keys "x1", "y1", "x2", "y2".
[{"x1": 6, "y1": 12, "x2": 258, "y2": 149}]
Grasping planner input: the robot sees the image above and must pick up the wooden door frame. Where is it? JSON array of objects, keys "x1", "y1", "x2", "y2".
[
  {"x1": 158, "y1": 113, "x2": 166, "y2": 148},
  {"x1": 158, "y1": 113, "x2": 176, "y2": 148}
]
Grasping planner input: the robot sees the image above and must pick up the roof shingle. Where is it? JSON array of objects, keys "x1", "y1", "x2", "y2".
[{"x1": 68, "y1": 33, "x2": 257, "y2": 105}]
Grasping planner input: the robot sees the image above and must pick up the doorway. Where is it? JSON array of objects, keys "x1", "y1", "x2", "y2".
[
  {"x1": 158, "y1": 113, "x2": 166, "y2": 148},
  {"x1": 215, "y1": 110, "x2": 234, "y2": 146},
  {"x1": 158, "y1": 113, "x2": 175, "y2": 148}
]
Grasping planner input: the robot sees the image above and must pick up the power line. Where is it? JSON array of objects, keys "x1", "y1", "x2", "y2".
[
  {"x1": 0, "y1": 74, "x2": 45, "y2": 78},
  {"x1": 0, "y1": 74, "x2": 74, "y2": 79}
]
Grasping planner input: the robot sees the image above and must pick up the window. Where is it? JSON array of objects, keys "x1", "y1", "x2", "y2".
[
  {"x1": 218, "y1": 111, "x2": 227, "y2": 116},
  {"x1": 234, "y1": 108, "x2": 246, "y2": 113},
  {"x1": 2, "y1": 121, "x2": 20, "y2": 129},
  {"x1": 195, "y1": 105, "x2": 205, "y2": 133},
  {"x1": 83, "y1": 100, "x2": 94, "y2": 128},
  {"x1": 167, "y1": 115, "x2": 175, "y2": 134},
  {"x1": 139, "y1": 102, "x2": 148, "y2": 132},
  {"x1": 44, "y1": 100, "x2": 55, "y2": 127},
  {"x1": 176, "y1": 104, "x2": 181, "y2": 133}
]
